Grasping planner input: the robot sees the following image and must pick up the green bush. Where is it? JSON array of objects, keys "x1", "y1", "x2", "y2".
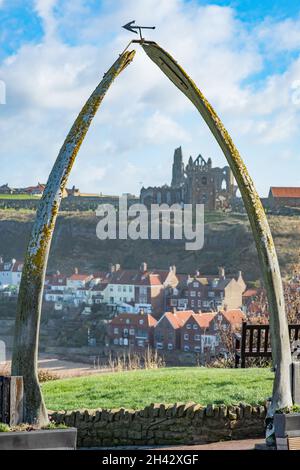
[{"x1": 0, "y1": 423, "x2": 10, "y2": 432}]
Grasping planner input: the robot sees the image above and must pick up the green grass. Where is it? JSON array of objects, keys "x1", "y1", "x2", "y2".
[
  {"x1": 0, "y1": 194, "x2": 41, "y2": 200},
  {"x1": 42, "y1": 367, "x2": 273, "y2": 411}
]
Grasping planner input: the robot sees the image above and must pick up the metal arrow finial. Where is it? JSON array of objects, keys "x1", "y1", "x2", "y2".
[{"x1": 122, "y1": 20, "x2": 155, "y2": 40}]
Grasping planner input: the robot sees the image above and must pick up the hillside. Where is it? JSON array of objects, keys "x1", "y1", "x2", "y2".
[{"x1": 0, "y1": 209, "x2": 299, "y2": 281}]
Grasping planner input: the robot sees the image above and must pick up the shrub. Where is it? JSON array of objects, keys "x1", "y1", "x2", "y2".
[
  {"x1": 38, "y1": 369, "x2": 59, "y2": 383},
  {"x1": 0, "y1": 423, "x2": 10, "y2": 432}
]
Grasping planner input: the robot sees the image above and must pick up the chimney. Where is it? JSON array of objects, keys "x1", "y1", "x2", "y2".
[
  {"x1": 115, "y1": 264, "x2": 121, "y2": 272},
  {"x1": 169, "y1": 265, "x2": 176, "y2": 274},
  {"x1": 237, "y1": 270, "x2": 242, "y2": 279},
  {"x1": 218, "y1": 267, "x2": 225, "y2": 279},
  {"x1": 56, "y1": 270, "x2": 60, "y2": 276},
  {"x1": 172, "y1": 307, "x2": 177, "y2": 314},
  {"x1": 140, "y1": 262, "x2": 147, "y2": 273},
  {"x1": 195, "y1": 270, "x2": 200, "y2": 277},
  {"x1": 74, "y1": 267, "x2": 79, "y2": 274},
  {"x1": 0, "y1": 256, "x2": 3, "y2": 264},
  {"x1": 11, "y1": 258, "x2": 16, "y2": 265},
  {"x1": 109, "y1": 263, "x2": 115, "y2": 273}
]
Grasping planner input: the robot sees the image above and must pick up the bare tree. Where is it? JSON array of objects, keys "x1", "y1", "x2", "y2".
[
  {"x1": 12, "y1": 49, "x2": 136, "y2": 426},
  {"x1": 142, "y1": 41, "x2": 293, "y2": 416}
]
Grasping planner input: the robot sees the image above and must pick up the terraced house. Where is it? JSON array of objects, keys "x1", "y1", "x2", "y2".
[
  {"x1": 108, "y1": 312, "x2": 157, "y2": 349},
  {"x1": 0, "y1": 258, "x2": 23, "y2": 288},
  {"x1": 94, "y1": 263, "x2": 178, "y2": 315},
  {"x1": 166, "y1": 267, "x2": 246, "y2": 312}
]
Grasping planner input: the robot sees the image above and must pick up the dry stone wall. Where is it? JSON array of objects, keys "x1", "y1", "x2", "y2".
[{"x1": 50, "y1": 402, "x2": 266, "y2": 447}]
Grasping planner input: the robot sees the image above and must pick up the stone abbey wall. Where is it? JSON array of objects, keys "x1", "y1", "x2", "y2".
[{"x1": 50, "y1": 402, "x2": 266, "y2": 448}]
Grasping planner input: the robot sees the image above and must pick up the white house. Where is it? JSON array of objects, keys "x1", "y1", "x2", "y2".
[
  {"x1": 66, "y1": 272, "x2": 93, "y2": 290},
  {"x1": 0, "y1": 258, "x2": 23, "y2": 288}
]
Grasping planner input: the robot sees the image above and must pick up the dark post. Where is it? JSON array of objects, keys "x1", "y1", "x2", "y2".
[{"x1": 0, "y1": 376, "x2": 24, "y2": 425}]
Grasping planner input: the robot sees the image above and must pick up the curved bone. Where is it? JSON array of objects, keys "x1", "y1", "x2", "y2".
[
  {"x1": 12, "y1": 49, "x2": 136, "y2": 425},
  {"x1": 141, "y1": 41, "x2": 292, "y2": 414}
]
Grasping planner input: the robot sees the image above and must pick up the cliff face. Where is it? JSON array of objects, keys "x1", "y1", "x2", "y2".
[{"x1": 0, "y1": 210, "x2": 299, "y2": 281}]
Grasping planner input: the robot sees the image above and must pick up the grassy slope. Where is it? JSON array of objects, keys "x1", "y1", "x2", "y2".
[
  {"x1": 0, "y1": 209, "x2": 299, "y2": 281},
  {"x1": 0, "y1": 194, "x2": 41, "y2": 199},
  {"x1": 42, "y1": 367, "x2": 273, "y2": 411}
]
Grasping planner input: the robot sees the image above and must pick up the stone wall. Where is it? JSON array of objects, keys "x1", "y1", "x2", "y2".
[{"x1": 50, "y1": 402, "x2": 266, "y2": 448}]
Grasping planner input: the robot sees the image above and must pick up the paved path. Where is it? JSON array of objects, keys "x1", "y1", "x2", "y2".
[
  {"x1": 1, "y1": 353, "x2": 112, "y2": 378},
  {"x1": 155, "y1": 438, "x2": 265, "y2": 450},
  {"x1": 98, "y1": 438, "x2": 266, "y2": 451}
]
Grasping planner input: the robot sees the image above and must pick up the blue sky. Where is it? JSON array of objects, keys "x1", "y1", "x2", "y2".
[{"x1": 0, "y1": 0, "x2": 300, "y2": 197}]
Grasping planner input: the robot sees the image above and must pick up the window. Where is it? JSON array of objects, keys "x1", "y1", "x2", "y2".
[
  {"x1": 129, "y1": 286, "x2": 133, "y2": 292},
  {"x1": 202, "y1": 177, "x2": 207, "y2": 185},
  {"x1": 156, "y1": 342, "x2": 163, "y2": 349},
  {"x1": 194, "y1": 334, "x2": 201, "y2": 341},
  {"x1": 123, "y1": 338, "x2": 128, "y2": 346},
  {"x1": 110, "y1": 287, "x2": 113, "y2": 292},
  {"x1": 139, "y1": 319, "x2": 144, "y2": 325},
  {"x1": 126, "y1": 319, "x2": 130, "y2": 324},
  {"x1": 186, "y1": 323, "x2": 191, "y2": 329},
  {"x1": 123, "y1": 286, "x2": 126, "y2": 292},
  {"x1": 118, "y1": 286, "x2": 121, "y2": 292},
  {"x1": 193, "y1": 282, "x2": 198, "y2": 288},
  {"x1": 184, "y1": 333, "x2": 189, "y2": 340},
  {"x1": 191, "y1": 300, "x2": 194, "y2": 307},
  {"x1": 167, "y1": 343, "x2": 173, "y2": 350},
  {"x1": 198, "y1": 300, "x2": 201, "y2": 307},
  {"x1": 137, "y1": 340, "x2": 144, "y2": 347},
  {"x1": 129, "y1": 328, "x2": 135, "y2": 335},
  {"x1": 193, "y1": 324, "x2": 198, "y2": 330},
  {"x1": 197, "y1": 291, "x2": 201, "y2": 297},
  {"x1": 123, "y1": 328, "x2": 128, "y2": 336},
  {"x1": 184, "y1": 345, "x2": 190, "y2": 352},
  {"x1": 194, "y1": 346, "x2": 201, "y2": 352},
  {"x1": 113, "y1": 328, "x2": 119, "y2": 334},
  {"x1": 113, "y1": 338, "x2": 118, "y2": 345},
  {"x1": 208, "y1": 291, "x2": 215, "y2": 298},
  {"x1": 190, "y1": 291, "x2": 196, "y2": 297}
]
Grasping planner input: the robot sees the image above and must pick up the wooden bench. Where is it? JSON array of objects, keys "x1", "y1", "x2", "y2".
[{"x1": 235, "y1": 322, "x2": 300, "y2": 368}]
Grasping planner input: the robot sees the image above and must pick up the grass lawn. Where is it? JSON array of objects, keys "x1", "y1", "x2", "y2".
[{"x1": 42, "y1": 367, "x2": 273, "y2": 411}]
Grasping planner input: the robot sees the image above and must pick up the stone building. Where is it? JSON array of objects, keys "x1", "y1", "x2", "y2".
[
  {"x1": 268, "y1": 187, "x2": 300, "y2": 209},
  {"x1": 165, "y1": 267, "x2": 246, "y2": 312},
  {"x1": 140, "y1": 146, "x2": 237, "y2": 210}
]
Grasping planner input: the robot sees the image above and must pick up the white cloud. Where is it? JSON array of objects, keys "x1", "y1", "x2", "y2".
[
  {"x1": 144, "y1": 111, "x2": 190, "y2": 144},
  {"x1": 34, "y1": 0, "x2": 58, "y2": 40},
  {"x1": 257, "y1": 16, "x2": 300, "y2": 52},
  {"x1": 0, "y1": 0, "x2": 300, "y2": 195}
]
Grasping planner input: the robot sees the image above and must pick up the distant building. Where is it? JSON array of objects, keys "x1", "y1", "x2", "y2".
[
  {"x1": 154, "y1": 311, "x2": 192, "y2": 351},
  {"x1": 108, "y1": 312, "x2": 157, "y2": 349},
  {"x1": 153, "y1": 308, "x2": 245, "y2": 354},
  {"x1": 0, "y1": 258, "x2": 23, "y2": 288},
  {"x1": 166, "y1": 267, "x2": 246, "y2": 312},
  {"x1": 268, "y1": 187, "x2": 300, "y2": 209},
  {"x1": 93, "y1": 263, "x2": 178, "y2": 315},
  {"x1": 140, "y1": 146, "x2": 237, "y2": 211},
  {"x1": 0, "y1": 184, "x2": 14, "y2": 194},
  {"x1": 180, "y1": 312, "x2": 216, "y2": 354}
]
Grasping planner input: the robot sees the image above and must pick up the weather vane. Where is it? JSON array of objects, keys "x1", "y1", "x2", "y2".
[{"x1": 123, "y1": 20, "x2": 156, "y2": 40}]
